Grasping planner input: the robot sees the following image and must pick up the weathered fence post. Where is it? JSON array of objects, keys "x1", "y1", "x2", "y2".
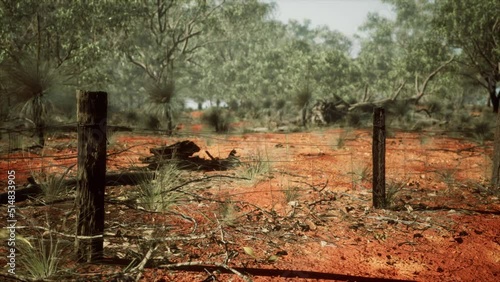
[
  {"x1": 372, "y1": 107, "x2": 386, "y2": 208},
  {"x1": 75, "y1": 90, "x2": 107, "y2": 262},
  {"x1": 491, "y1": 108, "x2": 500, "y2": 189}
]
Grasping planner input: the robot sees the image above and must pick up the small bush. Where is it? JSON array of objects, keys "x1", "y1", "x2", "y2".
[
  {"x1": 202, "y1": 108, "x2": 232, "y2": 133},
  {"x1": 345, "y1": 111, "x2": 370, "y2": 128},
  {"x1": 125, "y1": 111, "x2": 139, "y2": 124},
  {"x1": 144, "y1": 114, "x2": 160, "y2": 130}
]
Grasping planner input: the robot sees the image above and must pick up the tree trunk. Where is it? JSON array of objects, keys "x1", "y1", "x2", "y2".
[
  {"x1": 301, "y1": 107, "x2": 307, "y2": 127},
  {"x1": 166, "y1": 103, "x2": 173, "y2": 135},
  {"x1": 33, "y1": 95, "x2": 45, "y2": 147},
  {"x1": 487, "y1": 75, "x2": 498, "y2": 113},
  {"x1": 75, "y1": 90, "x2": 107, "y2": 262}
]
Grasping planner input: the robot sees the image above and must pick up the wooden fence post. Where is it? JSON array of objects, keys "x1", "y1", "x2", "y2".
[
  {"x1": 372, "y1": 107, "x2": 386, "y2": 208},
  {"x1": 75, "y1": 90, "x2": 107, "y2": 262},
  {"x1": 491, "y1": 108, "x2": 500, "y2": 189}
]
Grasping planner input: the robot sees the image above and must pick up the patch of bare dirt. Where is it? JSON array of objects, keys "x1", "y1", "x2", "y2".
[{"x1": 0, "y1": 127, "x2": 499, "y2": 282}]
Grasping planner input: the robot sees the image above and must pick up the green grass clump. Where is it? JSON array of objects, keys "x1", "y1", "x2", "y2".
[
  {"x1": 18, "y1": 235, "x2": 63, "y2": 279},
  {"x1": 384, "y1": 181, "x2": 405, "y2": 209},
  {"x1": 136, "y1": 164, "x2": 185, "y2": 211},
  {"x1": 242, "y1": 150, "x2": 271, "y2": 181}
]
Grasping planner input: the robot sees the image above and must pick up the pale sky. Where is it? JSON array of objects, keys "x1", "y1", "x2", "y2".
[{"x1": 268, "y1": 0, "x2": 394, "y2": 35}]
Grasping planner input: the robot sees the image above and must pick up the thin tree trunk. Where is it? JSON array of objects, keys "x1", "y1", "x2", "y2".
[
  {"x1": 487, "y1": 75, "x2": 498, "y2": 113},
  {"x1": 166, "y1": 103, "x2": 173, "y2": 135},
  {"x1": 301, "y1": 107, "x2": 307, "y2": 127},
  {"x1": 33, "y1": 94, "x2": 45, "y2": 147}
]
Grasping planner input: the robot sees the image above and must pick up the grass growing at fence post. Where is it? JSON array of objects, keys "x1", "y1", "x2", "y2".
[
  {"x1": 384, "y1": 181, "x2": 405, "y2": 209},
  {"x1": 348, "y1": 163, "x2": 372, "y2": 188},
  {"x1": 32, "y1": 165, "x2": 74, "y2": 202}
]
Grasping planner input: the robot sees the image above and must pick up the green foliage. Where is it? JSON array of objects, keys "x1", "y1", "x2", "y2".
[
  {"x1": 294, "y1": 85, "x2": 313, "y2": 109},
  {"x1": 125, "y1": 111, "x2": 140, "y2": 124},
  {"x1": 433, "y1": 0, "x2": 499, "y2": 111},
  {"x1": 0, "y1": 0, "x2": 485, "y2": 133}
]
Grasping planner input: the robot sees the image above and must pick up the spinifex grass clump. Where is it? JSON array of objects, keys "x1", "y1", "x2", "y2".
[
  {"x1": 32, "y1": 166, "x2": 73, "y2": 202},
  {"x1": 136, "y1": 164, "x2": 185, "y2": 211},
  {"x1": 384, "y1": 181, "x2": 405, "y2": 209},
  {"x1": 242, "y1": 150, "x2": 271, "y2": 181},
  {"x1": 144, "y1": 114, "x2": 161, "y2": 130},
  {"x1": 218, "y1": 197, "x2": 238, "y2": 227},
  {"x1": 17, "y1": 234, "x2": 63, "y2": 280}
]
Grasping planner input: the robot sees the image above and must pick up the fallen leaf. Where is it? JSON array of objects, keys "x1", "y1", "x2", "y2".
[{"x1": 243, "y1": 246, "x2": 256, "y2": 258}]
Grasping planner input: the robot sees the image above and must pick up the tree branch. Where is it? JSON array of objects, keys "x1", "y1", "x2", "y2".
[
  {"x1": 415, "y1": 56, "x2": 455, "y2": 103},
  {"x1": 127, "y1": 53, "x2": 157, "y2": 81}
]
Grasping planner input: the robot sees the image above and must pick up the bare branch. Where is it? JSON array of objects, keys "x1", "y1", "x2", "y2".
[
  {"x1": 391, "y1": 81, "x2": 406, "y2": 100},
  {"x1": 127, "y1": 53, "x2": 157, "y2": 81},
  {"x1": 415, "y1": 56, "x2": 455, "y2": 103}
]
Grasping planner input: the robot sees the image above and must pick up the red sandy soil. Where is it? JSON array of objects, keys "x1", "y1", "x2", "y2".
[{"x1": 0, "y1": 125, "x2": 499, "y2": 282}]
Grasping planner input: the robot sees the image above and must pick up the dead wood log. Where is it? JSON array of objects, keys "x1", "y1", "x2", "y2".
[
  {"x1": 149, "y1": 140, "x2": 200, "y2": 159},
  {"x1": 142, "y1": 140, "x2": 239, "y2": 171}
]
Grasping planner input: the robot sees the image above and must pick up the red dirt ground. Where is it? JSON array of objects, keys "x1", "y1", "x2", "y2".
[{"x1": 0, "y1": 125, "x2": 499, "y2": 282}]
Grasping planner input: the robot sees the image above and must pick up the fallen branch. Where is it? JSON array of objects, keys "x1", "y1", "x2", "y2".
[{"x1": 130, "y1": 243, "x2": 159, "y2": 282}]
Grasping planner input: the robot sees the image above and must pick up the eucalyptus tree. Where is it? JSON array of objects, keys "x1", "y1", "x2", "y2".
[
  {"x1": 354, "y1": 0, "x2": 454, "y2": 114},
  {"x1": 121, "y1": 0, "x2": 229, "y2": 134},
  {"x1": 433, "y1": 0, "x2": 500, "y2": 112},
  {"x1": 185, "y1": 0, "x2": 279, "y2": 111}
]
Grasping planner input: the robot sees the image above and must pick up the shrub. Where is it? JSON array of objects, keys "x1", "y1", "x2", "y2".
[
  {"x1": 144, "y1": 114, "x2": 160, "y2": 130},
  {"x1": 202, "y1": 107, "x2": 232, "y2": 133}
]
